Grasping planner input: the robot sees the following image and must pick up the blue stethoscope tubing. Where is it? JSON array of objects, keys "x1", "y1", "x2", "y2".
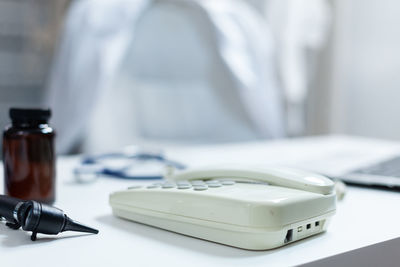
[{"x1": 74, "y1": 152, "x2": 186, "y2": 180}]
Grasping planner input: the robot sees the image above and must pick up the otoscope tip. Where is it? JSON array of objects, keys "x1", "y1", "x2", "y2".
[{"x1": 63, "y1": 217, "x2": 99, "y2": 234}]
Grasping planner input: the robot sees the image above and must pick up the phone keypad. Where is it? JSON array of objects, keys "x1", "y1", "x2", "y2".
[
  {"x1": 146, "y1": 185, "x2": 160, "y2": 189},
  {"x1": 221, "y1": 181, "x2": 235, "y2": 186},
  {"x1": 193, "y1": 185, "x2": 208, "y2": 191},
  {"x1": 191, "y1": 180, "x2": 206, "y2": 186},
  {"x1": 177, "y1": 184, "x2": 192, "y2": 189},
  {"x1": 129, "y1": 179, "x2": 235, "y2": 191},
  {"x1": 208, "y1": 183, "x2": 222, "y2": 188},
  {"x1": 161, "y1": 183, "x2": 175, "y2": 189}
]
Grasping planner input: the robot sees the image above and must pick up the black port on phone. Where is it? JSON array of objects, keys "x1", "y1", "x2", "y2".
[{"x1": 284, "y1": 229, "x2": 293, "y2": 243}]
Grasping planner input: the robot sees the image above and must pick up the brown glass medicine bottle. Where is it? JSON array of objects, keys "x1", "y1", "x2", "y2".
[{"x1": 2, "y1": 108, "x2": 56, "y2": 204}]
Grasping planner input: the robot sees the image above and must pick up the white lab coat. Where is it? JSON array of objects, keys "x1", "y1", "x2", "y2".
[{"x1": 46, "y1": 0, "x2": 329, "y2": 154}]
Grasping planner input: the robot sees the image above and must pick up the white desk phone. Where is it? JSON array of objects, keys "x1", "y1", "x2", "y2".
[{"x1": 109, "y1": 165, "x2": 336, "y2": 250}]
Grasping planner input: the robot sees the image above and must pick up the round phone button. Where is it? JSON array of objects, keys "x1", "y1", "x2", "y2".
[
  {"x1": 221, "y1": 181, "x2": 235, "y2": 185},
  {"x1": 193, "y1": 185, "x2": 208, "y2": 191}
]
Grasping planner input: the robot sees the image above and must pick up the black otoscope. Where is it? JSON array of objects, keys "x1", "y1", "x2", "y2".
[{"x1": 0, "y1": 195, "x2": 99, "y2": 241}]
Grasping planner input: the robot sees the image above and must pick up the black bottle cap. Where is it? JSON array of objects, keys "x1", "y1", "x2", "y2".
[{"x1": 10, "y1": 108, "x2": 51, "y2": 123}]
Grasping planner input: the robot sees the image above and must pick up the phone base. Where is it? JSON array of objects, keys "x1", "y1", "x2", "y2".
[{"x1": 112, "y1": 204, "x2": 334, "y2": 250}]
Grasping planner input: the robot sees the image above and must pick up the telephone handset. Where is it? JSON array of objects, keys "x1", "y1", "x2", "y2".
[
  {"x1": 110, "y1": 165, "x2": 336, "y2": 250},
  {"x1": 166, "y1": 165, "x2": 334, "y2": 195}
]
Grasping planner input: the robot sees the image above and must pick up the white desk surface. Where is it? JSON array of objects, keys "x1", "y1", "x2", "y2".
[{"x1": 1, "y1": 135, "x2": 400, "y2": 267}]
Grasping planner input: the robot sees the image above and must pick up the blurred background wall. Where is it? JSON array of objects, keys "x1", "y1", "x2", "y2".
[
  {"x1": 310, "y1": 0, "x2": 400, "y2": 140},
  {"x1": 0, "y1": 0, "x2": 70, "y2": 132},
  {"x1": 1, "y1": 0, "x2": 400, "y2": 154}
]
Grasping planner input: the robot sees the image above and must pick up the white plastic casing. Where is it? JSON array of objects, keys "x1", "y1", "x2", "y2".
[{"x1": 110, "y1": 167, "x2": 336, "y2": 250}]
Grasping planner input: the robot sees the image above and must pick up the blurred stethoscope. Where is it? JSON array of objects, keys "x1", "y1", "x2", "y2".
[{"x1": 73, "y1": 147, "x2": 186, "y2": 183}]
